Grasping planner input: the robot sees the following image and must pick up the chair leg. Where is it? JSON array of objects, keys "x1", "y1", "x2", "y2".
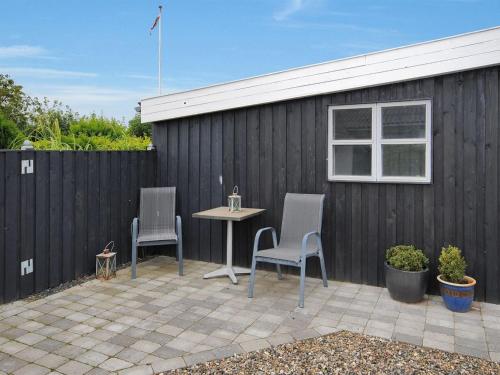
[
  {"x1": 177, "y1": 241, "x2": 183, "y2": 277},
  {"x1": 276, "y1": 264, "x2": 283, "y2": 280},
  {"x1": 131, "y1": 242, "x2": 137, "y2": 279},
  {"x1": 318, "y1": 251, "x2": 328, "y2": 287},
  {"x1": 299, "y1": 258, "x2": 306, "y2": 308},
  {"x1": 131, "y1": 218, "x2": 138, "y2": 280},
  {"x1": 248, "y1": 257, "x2": 257, "y2": 298},
  {"x1": 176, "y1": 216, "x2": 184, "y2": 276}
]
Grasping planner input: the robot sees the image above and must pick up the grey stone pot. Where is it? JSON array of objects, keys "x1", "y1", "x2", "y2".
[{"x1": 385, "y1": 262, "x2": 429, "y2": 303}]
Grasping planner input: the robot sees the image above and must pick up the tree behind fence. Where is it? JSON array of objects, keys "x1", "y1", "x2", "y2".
[{"x1": 0, "y1": 150, "x2": 156, "y2": 303}]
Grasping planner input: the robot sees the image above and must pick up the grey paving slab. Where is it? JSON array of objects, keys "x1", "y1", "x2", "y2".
[
  {"x1": 13, "y1": 363, "x2": 50, "y2": 375},
  {"x1": 0, "y1": 355, "x2": 28, "y2": 373}
]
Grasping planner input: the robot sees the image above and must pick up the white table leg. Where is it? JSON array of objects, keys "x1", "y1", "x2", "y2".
[
  {"x1": 227, "y1": 220, "x2": 233, "y2": 268},
  {"x1": 203, "y1": 220, "x2": 250, "y2": 284}
]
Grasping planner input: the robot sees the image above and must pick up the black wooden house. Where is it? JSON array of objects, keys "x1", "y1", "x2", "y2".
[{"x1": 141, "y1": 27, "x2": 500, "y2": 302}]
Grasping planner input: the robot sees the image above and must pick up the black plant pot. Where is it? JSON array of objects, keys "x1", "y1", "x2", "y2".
[{"x1": 385, "y1": 262, "x2": 429, "y2": 303}]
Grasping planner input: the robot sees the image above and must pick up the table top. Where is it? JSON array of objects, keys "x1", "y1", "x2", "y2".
[{"x1": 192, "y1": 207, "x2": 265, "y2": 221}]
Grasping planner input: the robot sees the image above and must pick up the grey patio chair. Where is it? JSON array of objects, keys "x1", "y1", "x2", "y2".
[
  {"x1": 248, "y1": 193, "x2": 327, "y2": 308},
  {"x1": 131, "y1": 187, "x2": 183, "y2": 279}
]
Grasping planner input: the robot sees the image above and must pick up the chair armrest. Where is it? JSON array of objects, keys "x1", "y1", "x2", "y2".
[
  {"x1": 301, "y1": 231, "x2": 321, "y2": 259},
  {"x1": 131, "y1": 217, "x2": 138, "y2": 237},
  {"x1": 176, "y1": 215, "x2": 182, "y2": 235},
  {"x1": 131, "y1": 217, "x2": 139, "y2": 246},
  {"x1": 253, "y1": 227, "x2": 278, "y2": 255}
]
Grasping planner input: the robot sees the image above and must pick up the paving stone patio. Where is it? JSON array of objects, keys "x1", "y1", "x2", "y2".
[{"x1": 0, "y1": 256, "x2": 499, "y2": 374}]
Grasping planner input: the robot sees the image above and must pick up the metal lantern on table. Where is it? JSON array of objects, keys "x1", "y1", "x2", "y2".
[{"x1": 228, "y1": 186, "x2": 241, "y2": 213}]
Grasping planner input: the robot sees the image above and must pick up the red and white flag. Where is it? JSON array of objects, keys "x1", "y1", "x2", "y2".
[{"x1": 150, "y1": 13, "x2": 160, "y2": 34}]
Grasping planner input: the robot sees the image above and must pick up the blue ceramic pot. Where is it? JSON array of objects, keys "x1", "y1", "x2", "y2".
[{"x1": 437, "y1": 275, "x2": 476, "y2": 313}]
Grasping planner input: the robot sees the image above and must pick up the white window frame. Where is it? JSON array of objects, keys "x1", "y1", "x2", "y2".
[{"x1": 327, "y1": 100, "x2": 432, "y2": 184}]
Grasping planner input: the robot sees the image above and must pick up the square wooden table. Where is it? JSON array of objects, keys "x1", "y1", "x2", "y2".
[{"x1": 193, "y1": 207, "x2": 265, "y2": 283}]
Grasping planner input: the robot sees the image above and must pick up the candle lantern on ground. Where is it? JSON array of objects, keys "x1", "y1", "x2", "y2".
[
  {"x1": 96, "y1": 241, "x2": 116, "y2": 280},
  {"x1": 228, "y1": 186, "x2": 241, "y2": 213}
]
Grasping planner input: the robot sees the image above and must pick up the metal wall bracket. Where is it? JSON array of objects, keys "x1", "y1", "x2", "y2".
[
  {"x1": 21, "y1": 259, "x2": 33, "y2": 276},
  {"x1": 21, "y1": 160, "x2": 34, "y2": 174}
]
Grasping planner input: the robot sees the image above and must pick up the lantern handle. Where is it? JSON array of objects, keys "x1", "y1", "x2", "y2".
[
  {"x1": 104, "y1": 241, "x2": 115, "y2": 253},
  {"x1": 233, "y1": 185, "x2": 239, "y2": 195}
]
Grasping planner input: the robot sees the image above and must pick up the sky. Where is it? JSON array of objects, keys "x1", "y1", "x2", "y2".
[{"x1": 0, "y1": 0, "x2": 499, "y2": 123}]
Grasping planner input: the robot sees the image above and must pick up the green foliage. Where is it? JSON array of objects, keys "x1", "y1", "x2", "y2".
[
  {"x1": 0, "y1": 74, "x2": 34, "y2": 130},
  {"x1": 85, "y1": 136, "x2": 151, "y2": 151},
  {"x1": 386, "y1": 245, "x2": 429, "y2": 272},
  {"x1": 438, "y1": 245, "x2": 467, "y2": 283},
  {"x1": 0, "y1": 111, "x2": 23, "y2": 149},
  {"x1": 128, "y1": 114, "x2": 151, "y2": 138},
  {"x1": 69, "y1": 114, "x2": 126, "y2": 139},
  {"x1": 31, "y1": 98, "x2": 78, "y2": 134},
  {"x1": 0, "y1": 75, "x2": 151, "y2": 150}
]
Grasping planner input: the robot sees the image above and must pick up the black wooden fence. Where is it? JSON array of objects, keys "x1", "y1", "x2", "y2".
[{"x1": 0, "y1": 150, "x2": 156, "y2": 303}]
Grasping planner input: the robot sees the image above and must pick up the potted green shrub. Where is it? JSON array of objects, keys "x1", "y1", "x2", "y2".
[
  {"x1": 437, "y1": 245, "x2": 476, "y2": 312},
  {"x1": 385, "y1": 245, "x2": 429, "y2": 303}
]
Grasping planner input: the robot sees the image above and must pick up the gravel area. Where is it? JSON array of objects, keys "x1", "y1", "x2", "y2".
[{"x1": 161, "y1": 331, "x2": 500, "y2": 375}]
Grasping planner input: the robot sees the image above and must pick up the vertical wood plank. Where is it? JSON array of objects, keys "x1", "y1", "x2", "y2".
[
  {"x1": 286, "y1": 101, "x2": 301, "y2": 193},
  {"x1": 485, "y1": 68, "x2": 499, "y2": 302},
  {"x1": 301, "y1": 98, "x2": 316, "y2": 194},
  {"x1": 247, "y1": 107, "x2": 260, "y2": 265},
  {"x1": 210, "y1": 113, "x2": 223, "y2": 264},
  {"x1": 74, "y1": 152, "x2": 88, "y2": 277},
  {"x1": 463, "y1": 71, "x2": 478, "y2": 287},
  {"x1": 0, "y1": 152, "x2": 4, "y2": 303},
  {"x1": 222, "y1": 112, "x2": 235, "y2": 265},
  {"x1": 259, "y1": 105, "x2": 273, "y2": 251},
  {"x1": 443, "y1": 76, "x2": 456, "y2": 243},
  {"x1": 351, "y1": 184, "x2": 362, "y2": 283},
  {"x1": 20, "y1": 150, "x2": 35, "y2": 297},
  {"x1": 99, "y1": 152, "x2": 110, "y2": 251},
  {"x1": 119, "y1": 152, "x2": 130, "y2": 265},
  {"x1": 49, "y1": 152, "x2": 63, "y2": 287},
  {"x1": 87, "y1": 152, "x2": 100, "y2": 271},
  {"x1": 4, "y1": 152, "x2": 19, "y2": 301},
  {"x1": 199, "y1": 115, "x2": 211, "y2": 262},
  {"x1": 234, "y1": 109, "x2": 248, "y2": 267},
  {"x1": 433, "y1": 77, "x2": 445, "y2": 282},
  {"x1": 187, "y1": 118, "x2": 199, "y2": 261},
  {"x1": 167, "y1": 122, "x2": 179, "y2": 186},
  {"x1": 109, "y1": 152, "x2": 121, "y2": 264},
  {"x1": 272, "y1": 104, "x2": 287, "y2": 239},
  {"x1": 176, "y1": 121, "x2": 190, "y2": 259},
  {"x1": 61, "y1": 152, "x2": 75, "y2": 283},
  {"x1": 475, "y1": 70, "x2": 486, "y2": 300},
  {"x1": 35, "y1": 152, "x2": 50, "y2": 291}
]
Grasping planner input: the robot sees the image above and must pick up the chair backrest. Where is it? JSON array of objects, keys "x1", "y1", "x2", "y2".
[
  {"x1": 279, "y1": 193, "x2": 325, "y2": 249},
  {"x1": 139, "y1": 187, "x2": 176, "y2": 233}
]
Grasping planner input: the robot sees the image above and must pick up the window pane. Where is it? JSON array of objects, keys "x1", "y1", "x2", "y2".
[
  {"x1": 333, "y1": 108, "x2": 372, "y2": 140},
  {"x1": 382, "y1": 144, "x2": 425, "y2": 177},
  {"x1": 382, "y1": 105, "x2": 426, "y2": 139},
  {"x1": 334, "y1": 145, "x2": 372, "y2": 176}
]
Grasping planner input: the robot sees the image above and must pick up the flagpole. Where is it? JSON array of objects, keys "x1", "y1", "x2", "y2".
[{"x1": 158, "y1": 5, "x2": 162, "y2": 95}]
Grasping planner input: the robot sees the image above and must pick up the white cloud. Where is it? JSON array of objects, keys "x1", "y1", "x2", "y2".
[
  {"x1": 274, "y1": 0, "x2": 308, "y2": 21},
  {"x1": 122, "y1": 73, "x2": 156, "y2": 80},
  {"x1": 0, "y1": 67, "x2": 97, "y2": 79},
  {"x1": 26, "y1": 83, "x2": 148, "y2": 121},
  {"x1": 0, "y1": 45, "x2": 49, "y2": 59}
]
